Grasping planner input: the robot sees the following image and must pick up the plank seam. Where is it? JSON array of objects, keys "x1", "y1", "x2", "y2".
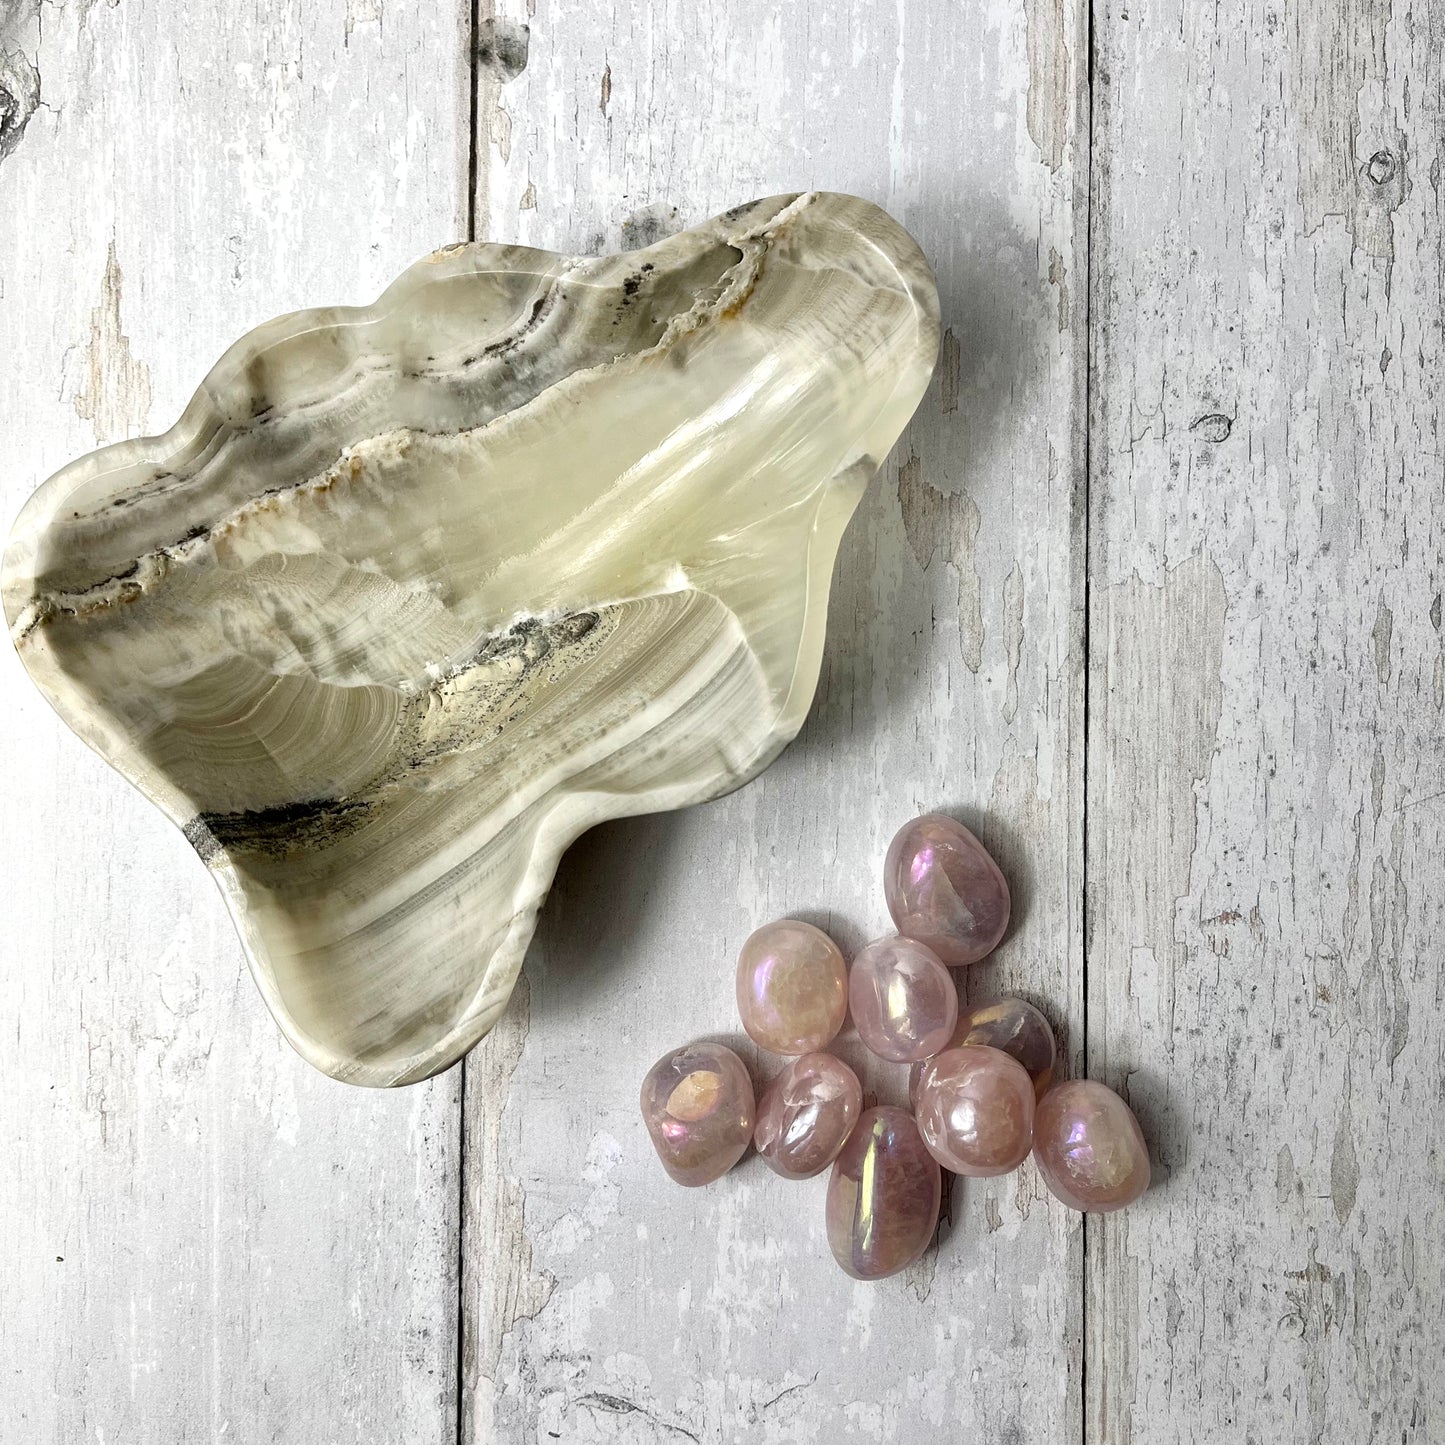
[
  {"x1": 1080, "y1": 1, "x2": 1098, "y2": 1443},
  {"x1": 456, "y1": 10, "x2": 480, "y2": 1441}
]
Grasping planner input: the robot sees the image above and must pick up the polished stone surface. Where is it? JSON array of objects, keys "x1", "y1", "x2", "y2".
[
  {"x1": 640, "y1": 1041, "x2": 756, "y2": 1187},
  {"x1": 914, "y1": 1044, "x2": 1035, "y2": 1176},
  {"x1": 910, "y1": 996, "x2": 1056, "y2": 1107},
  {"x1": 736, "y1": 920, "x2": 848, "y2": 1056},
  {"x1": 826, "y1": 1107, "x2": 941, "y2": 1280},
  {"x1": 1033, "y1": 1079, "x2": 1151, "y2": 1212},
  {"x1": 884, "y1": 812, "x2": 1011, "y2": 966},
  {"x1": 2, "y1": 193, "x2": 940, "y2": 1086},
  {"x1": 848, "y1": 935, "x2": 958, "y2": 1063},
  {"x1": 753, "y1": 1052, "x2": 862, "y2": 1179}
]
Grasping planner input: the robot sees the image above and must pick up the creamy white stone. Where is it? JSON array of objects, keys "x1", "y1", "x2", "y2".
[{"x1": 2, "y1": 192, "x2": 939, "y2": 1086}]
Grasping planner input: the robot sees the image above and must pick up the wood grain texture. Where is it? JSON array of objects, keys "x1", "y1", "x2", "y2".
[
  {"x1": 0, "y1": 1, "x2": 469, "y2": 1438},
  {"x1": 462, "y1": 0, "x2": 1089, "y2": 1438},
  {"x1": 6, "y1": 0, "x2": 1440, "y2": 1440},
  {"x1": 1088, "y1": 1, "x2": 1445, "y2": 1441}
]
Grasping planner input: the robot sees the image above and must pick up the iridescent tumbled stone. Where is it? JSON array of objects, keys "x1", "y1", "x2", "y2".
[
  {"x1": 826, "y1": 1107, "x2": 942, "y2": 1280},
  {"x1": 848, "y1": 935, "x2": 958, "y2": 1063},
  {"x1": 735, "y1": 919, "x2": 849, "y2": 1055},
  {"x1": 1033, "y1": 1079, "x2": 1151, "y2": 1212},
  {"x1": 753, "y1": 1052, "x2": 863, "y2": 1180},
  {"x1": 914, "y1": 1044, "x2": 1035, "y2": 1176},
  {"x1": 883, "y1": 812, "x2": 1011, "y2": 965},
  {"x1": 909, "y1": 996, "x2": 1056, "y2": 1107},
  {"x1": 640, "y1": 1042, "x2": 755, "y2": 1186}
]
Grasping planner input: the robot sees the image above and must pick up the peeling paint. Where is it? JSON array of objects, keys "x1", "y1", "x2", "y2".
[
  {"x1": 983, "y1": 1194, "x2": 1003, "y2": 1233},
  {"x1": 1046, "y1": 246, "x2": 1070, "y2": 332},
  {"x1": 1287, "y1": 0, "x2": 1396, "y2": 256},
  {"x1": 475, "y1": 18, "x2": 529, "y2": 175},
  {"x1": 343, "y1": 0, "x2": 382, "y2": 46},
  {"x1": 1002, "y1": 562, "x2": 1024, "y2": 723},
  {"x1": 1024, "y1": 0, "x2": 1069, "y2": 172},
  {"x1": 938, "y1": 327, "x2": 960, "y2": 414},
  {"x1": 1371, "y1": 595, "x2": 1393, "y2": 683},
  {"x1": 71, "y1": 240, "x2": 153, "y2": 442},
  {"x1": 1101, "y1": 556, "x2": 1227, "y2": 1016},
  {"x1": 897, "y1": 453, "x2": 984, "y2": 671},
  {"x1": 462, "y1": 975, "x2": 556, "y2": 1441},
  {"x1": 1330, "y1": 1094, "x2": 1359, "y2": 1224},
  {"x1": 1275, "y1": 1144, "x2": 1296, "y2": 1205}
]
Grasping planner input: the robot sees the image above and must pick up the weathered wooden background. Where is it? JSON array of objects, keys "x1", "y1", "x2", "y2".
[{"x1": 0, "y1": 0, "x2": 1439, "y2": 1440}]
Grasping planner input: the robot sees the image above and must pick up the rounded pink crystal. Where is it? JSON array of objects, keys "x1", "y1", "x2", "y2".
[
  {"x1": 909, "y1": 996, "x2": 1056, "y2": 1108},
  {"x1": 640, "y1": 1042, "x2": 755, "y2": 1187},
  {"x1": 753, "y1": 1052, "x2": 863, "y2": 1180},
  {"x1": 1033, "y1": 1079, "x2": 1151, "y2": 1212},
  {"x1": 883, "y1": 812, "x2": 1011, "y2": 965},
  {"x1": 848, "y1": 935, "x2": 958, "y2": 1063},
  {"x1": 826, "y1": 1106, "x2": 941, "y2": 1280},
  {"x1": 914, "y1": 1044, "x2": 1035, "y2": 1176},
  {"x1": 735, "y1": 919, "x2": 848, "y2": 1056}
]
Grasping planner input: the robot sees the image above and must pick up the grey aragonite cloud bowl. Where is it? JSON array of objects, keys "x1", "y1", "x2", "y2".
[{"x1": 2, "y1": 193, "x2": 940, "y2": 1086}]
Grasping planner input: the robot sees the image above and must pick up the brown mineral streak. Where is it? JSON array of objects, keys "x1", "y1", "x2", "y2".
[
  {"x1": 1025, "y1": 0, "x2": 1069, "y2": 172},
  {"x1": 73, "y1": 239, "x2": 153, "y2": 444}
]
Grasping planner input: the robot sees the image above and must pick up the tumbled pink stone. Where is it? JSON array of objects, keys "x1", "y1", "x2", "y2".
[
  {"x1": 640, "y1": 1042, "x2": 755, "y2": 1187},
  {"x1": 909, "y1": 996, "x2": 1056, "y2": 1108},
  {"x1": 753, "y1": 1052, "x2": 863, "y2": 1180},
  {"x1": 1033, "y1": 1080, "x2": 1151, "y2": 1213},
  {"x1": 884, "y1": 812, "x2": 1011, "y2": 965},
  {"x1": 735, "y1": 919, "x2": 848, "y2": 1055},
  {"x1": 826, "y1": 1107, "x2": 942, "y2": 1280},
  {"x1": 915, "y1": 1044, "x2": 1035, "y2": 1176},
  {"x1": 848, "y1": 935, "x2": 958, "y2": 1063}
]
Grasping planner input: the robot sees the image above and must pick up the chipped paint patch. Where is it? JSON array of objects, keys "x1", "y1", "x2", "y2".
[
  {"x1": 937, "y1": 327, "x2": 960, "y2": 414},
  {"x1": 1371, "y1": 595, "x2": 1393, "y2": 683},
  {"x1": 1106, "y1": 557, "x2": 1226, "y2": 964},
  {"x1": 70, "y1": 240, "x2": 153, "y2": 443},
  {"x1": 1002, "y1": 562, "x2": 1024, "y2": 723},
  {"x1": 343, "y1": 0, "x2": 382, "y2": 46},
  {"x1": 897, "y1": 453, "x2": 984, "y2": 671},
  {"x1": 463, "y1": 975, "x2": 556, "y2": 1441},
  {"x1": 1024, "y1": 0, "x2": 1069, "y2": 172},
  {"x1": 1046, "y1": 246, "x2": 1070, "y2": 332},
  {"x1": 1330, "y1": 1093, "x2": 1359, "y2": 1224}
]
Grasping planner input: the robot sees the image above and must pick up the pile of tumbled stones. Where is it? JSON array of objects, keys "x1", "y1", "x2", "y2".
[{"x1": 640, "y1": 812, "x2": 1151, "y2": 1280}]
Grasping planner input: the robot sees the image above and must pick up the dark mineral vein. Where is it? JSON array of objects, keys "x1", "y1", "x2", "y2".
[{"x1": 184, "y1": 609, "x2": 603, "y2": 863}]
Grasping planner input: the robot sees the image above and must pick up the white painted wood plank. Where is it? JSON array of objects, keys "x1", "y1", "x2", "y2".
[
  {"x1": 463, "y1": 1, "x2": 1089, "y2": 1439},
  {"x1": 1088, "y1": 1, "x2": 1445, "y2": 1440},
  {"x1": 0, "y1": 2, "x2": 469, "y2": 1438}
]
